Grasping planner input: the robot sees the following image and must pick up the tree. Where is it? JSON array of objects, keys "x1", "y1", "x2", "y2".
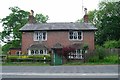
[
  {"x1": 95, "y1": 1, "x2": 120, "y2": 45},
  {"x1": 0, "y1": 6, "x2": 49, "y2": 54},
  {"x1": 78, "y1": 2, "x2": 120, "y2": 45},
  {"x1": 0, "y1": 44, "x2": 2, "y2": 54},
  {"x1": 76, "y1": 10, "x2": 97, "y2": 24}
]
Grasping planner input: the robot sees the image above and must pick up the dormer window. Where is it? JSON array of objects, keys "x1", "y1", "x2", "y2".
[
  {"x1": 69, "y1": 31, "x2": 83, "y2": 40},
  {"x1": 34, "y1": 31, "x2": 47, "y2": 41}
]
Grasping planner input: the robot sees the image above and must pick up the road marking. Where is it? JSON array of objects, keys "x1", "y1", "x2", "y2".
[{"x1": 0, "y1": 73, "x2": 118, "y2": 76}]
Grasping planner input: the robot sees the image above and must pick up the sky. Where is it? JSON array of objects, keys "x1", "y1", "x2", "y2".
[{"x1": 0, "y1": 0, "x2": 99, "y2": 33}]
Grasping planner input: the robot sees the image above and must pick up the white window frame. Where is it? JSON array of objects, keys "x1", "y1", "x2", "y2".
[
  {"x1": 68, "y1": 49, "x2": 83, "y2": 59},
  {"x1": 28, "y1": 49, "x2": 48, "y2": 55},
  {"x1": 34, "y1": 31, "x2": 47, "y2": 41},
  {"x1": 69, "y1": 31, "x2": 83, "y2": 41}
]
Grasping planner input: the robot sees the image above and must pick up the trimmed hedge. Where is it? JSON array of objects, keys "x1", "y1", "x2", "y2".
[
  {"x1": 28, "y1": 54, "x2": 51, "y2": 60},
  {"x1": 7, "y1": 55, "x2": 19, "y2": 59},
  {"x1": 7, "y1": 54, "x2": 51, "y2": 62}
]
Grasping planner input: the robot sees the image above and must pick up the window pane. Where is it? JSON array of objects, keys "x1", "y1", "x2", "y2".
[
  {"x1": 40, "y1": 50, "x2": 43, "y2": 54},
  {"x1": 74, "y1": 35, "x2": 77, "y2": 39},
  {"x1": 69, "y1": 31, "x2": 73, "y2": 39},
  {"x1": 78, "y1": 35, "x2": 81, "y2": 39},
  {"x1": 78, "y1": 31, "x2": 82, "y2": 40},
  {"x1": 69, "y1": 31, "x2": 73, "y2": 35},
  {"x1": 70, "y1": 35, "x2": 73, "y2": 39},
  {"x1": 77, "y1": 49, "x2": 81, "y2": 53},
  {"x1": 35, "y1": 50, "x2": 39, "y2": 54},
  {"x1": 39, "y1": 33, "x2": 42, "y2": 40},
  {"x1": 78, "y1": 31, "x2": 81, "y2": 35},
  {"x1": 36, "y1": 33, "x2": 39, "y2": 40},
  {"x1": 44, "y1": 50, "x2": 47, "y2": 54},
  {"x1": 31, "y1": 50, "x2": 34, "y2": 55},
  {"x1": 43, "y1": 32, "x2": 46, "y2": 40},
  {"x1": 73, "y1": 32, "x2": 77, "y2": 39}
]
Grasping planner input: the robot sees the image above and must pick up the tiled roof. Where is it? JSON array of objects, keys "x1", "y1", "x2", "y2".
[
  {"x1": 52, "y1": 43, "x2": 63, "y2": 49},
  {"x1": 28, "y1": 43, "x2": 47, "y2": 50},
  {"x1": 19, "y1": 22, "x2": 97, "y2": 31}
]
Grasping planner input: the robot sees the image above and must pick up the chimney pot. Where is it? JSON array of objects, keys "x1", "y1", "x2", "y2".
[
  {"x1": 84, "y1": 8, "x2": 87, "y2": 15},
  {"x1": 83, "y1": 8, "x2": 88, "y2": 23},
  {"x1": 30, "y1": 10, "x2": 34, "y2": 16},
  {"x1": 28, "y1": 10, "x2": 36, "y2": 23}
]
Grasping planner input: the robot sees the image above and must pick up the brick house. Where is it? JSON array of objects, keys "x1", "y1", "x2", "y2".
[
  {"x1": 8, "y1": 48, "x2": 21, "y2": 55},
  {"x1": 19, "y1": 10, "x2": 97, "y2": 65}
]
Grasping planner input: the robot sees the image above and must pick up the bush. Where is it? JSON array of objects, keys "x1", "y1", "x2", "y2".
[
  {"x1": 104, "y1": 54, "x2": 118, "y2": 63},
  {"x1": 44, "y1": 54, "x2": 51, "y2": 60},
  {"x1": 28, "y1": 54, "x2": 51, "y2": 60},
  {"x1": 88, "y1": 56, "x2": 99, "y2": 62},
  {"x1": 7, "y1": 55, "x2": 19, "y2": 59},
  {"x1": 7, "y1": 55, "x2": 19, "y2": 62},
  {"x1": 96, "y1": 46, "x2": 106, "y2": 60},
  {"x1": 28, "y1": 55, "x2": 44, "y2": 59},
  {"x1": 104, "y1": 40, "x2": 120, "y2": 48}
]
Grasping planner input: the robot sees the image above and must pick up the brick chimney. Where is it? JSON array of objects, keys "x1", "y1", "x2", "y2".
[
  {"x1": 28, "y1": 10, "x2": 36, "y2": 23},
  {"x1": 83, "y1": 8, "x2": 88, "y2": 23}
]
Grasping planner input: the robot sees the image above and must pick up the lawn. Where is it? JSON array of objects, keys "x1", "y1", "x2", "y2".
[
  {"x1": 1, "y1": 61, "x2": 118, "y2": 66},
  {"x1": 2, "y1": 62, "x2": 50, "y2": 66}
]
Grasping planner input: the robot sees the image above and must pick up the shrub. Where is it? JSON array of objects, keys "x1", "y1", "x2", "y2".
[
  {"x1": 28, "y1": 54, "x2": 51, "y2": 60},
  {"x1": 104, "y1": 54, "x2": 118, "y2": 63},
  {"x1": 44, "y1": 54, "x2": 51, "y2": 60},
  {"x1": 88, "y1": 56, "x2": 99, "y2": 62},
  {"x1": 7, "y1": 55, "x2": 19, "y2": 59},
  {"x1": 28, "y1": 55, "x2": 44, "y2": 59},
  {"x1": 95, "y1": 46, "x2": 106, "y2": 60},
  {"x1": 7, "y1": 55, "x2": 19, "y2": 62},
  {"x1": 20, "y1": 55, "x2": 28, "y2": 58},
  {"x1": 103, "y1": 40, "x2": 120, "y2": 48}
]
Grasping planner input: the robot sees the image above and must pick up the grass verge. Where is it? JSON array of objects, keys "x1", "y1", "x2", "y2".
[{"x1": 2, "y1": 62, "x2": 50, "y2": 66}]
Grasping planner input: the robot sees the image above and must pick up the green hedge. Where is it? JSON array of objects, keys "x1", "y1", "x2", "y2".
[
  {"x1": 104, "y1": 54, "x2": 118, "y2": 63},
  {"x1": 88, "y1": 56, "x2": 99, "y2": 62},
  {"x1": 7, "y1": 54, "x2": 51, "y2": 62},
  {"x1": 7, "y1": 55, "x2": 19, "y2": 59},
  {"x1": 28, "y1": 54, "x2": 51, "y2": 60}
]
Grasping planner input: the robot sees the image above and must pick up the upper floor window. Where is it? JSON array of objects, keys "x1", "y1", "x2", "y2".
[
  {"x1": 34, "y1": 31, "x2": 47, "y2": 41},
  {"x1": 69, "y1": 31, "x2": 83, "y2": 40}
]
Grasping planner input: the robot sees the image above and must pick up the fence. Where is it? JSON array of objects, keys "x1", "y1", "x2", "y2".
[{"x1": 84, "y1": 48, "x2": 120, "y2": 62}]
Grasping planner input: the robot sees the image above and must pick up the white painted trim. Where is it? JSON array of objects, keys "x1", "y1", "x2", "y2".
[
  {"x1": 28, "y1": 49, "x2": 48, "y2": 55},
  {"x1": 68, "y1": 31, "x2": 83, "y2": 41},
  {"x1": 28, "y1": 50, "x2": 31, "y2": 55},
  {"x1": 33, "y1": 31, "x2": 47, "y2": 41}
]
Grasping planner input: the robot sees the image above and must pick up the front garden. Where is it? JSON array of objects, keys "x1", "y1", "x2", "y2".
[{"x1": 1, "y1": 47, "x2": 119, "y2": 66}]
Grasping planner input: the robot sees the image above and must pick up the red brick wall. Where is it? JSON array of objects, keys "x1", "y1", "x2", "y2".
[
  {"x1": 9, "y1": 49, "x2": 21, "y2": 55},
  {"x1": 21, "y1": 31, "x2": 95, "y2": 53},
  {"x1": 22, "y1": 32, "x2": 33, "y2": 54},
  {"x1": 83, "y1": 31, "x2": 95, "y2": 50}
]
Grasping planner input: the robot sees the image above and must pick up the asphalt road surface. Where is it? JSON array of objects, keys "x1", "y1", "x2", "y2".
[{"x1": 1, "y1": 65, "x2": 119, "y2": 78}]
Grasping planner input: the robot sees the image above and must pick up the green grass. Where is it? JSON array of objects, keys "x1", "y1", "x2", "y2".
[
  {"x1": 63, "y1": 61, "x2": 118, "y2": 66},
  {"x1": 2, "y1": 62, "x2": 50, "y2": 66},
  {"x1": 1, "y1": 61, "x2": 118, "y2": 66}
]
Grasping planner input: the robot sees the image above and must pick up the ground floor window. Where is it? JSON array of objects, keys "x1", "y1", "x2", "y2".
[
  {"x1": 68, "y1": 49, "x2": 83, "y2": 59},
  {"x1": 28, "y1": 49, "x2": 47, "y2": 55}
]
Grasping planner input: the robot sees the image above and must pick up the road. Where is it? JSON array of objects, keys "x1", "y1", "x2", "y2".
[{"x1": 1, "y1": 65, "x2": 119, "y2": 78}]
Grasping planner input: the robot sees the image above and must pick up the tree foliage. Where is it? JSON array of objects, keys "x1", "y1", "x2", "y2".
[
  {"x1": 0, "y1": 6, "x2": 49, "y2": 54},
  {"x1": 80, "y1": 2, "x2": 120, "y2": 45},
  {"x1": 0, "y1": 44, "x2": 2, "y2": 54},
  {"x1": 103, "y1": 40, "x2": 120, "y2": 48},
  {"x1": 95, "y1": 1, "x2": 120, "y2": 45}
]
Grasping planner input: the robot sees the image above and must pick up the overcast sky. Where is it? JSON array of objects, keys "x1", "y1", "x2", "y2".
[{"x1": 0, "y1": 0, "x2": 99, "y2": 32}]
